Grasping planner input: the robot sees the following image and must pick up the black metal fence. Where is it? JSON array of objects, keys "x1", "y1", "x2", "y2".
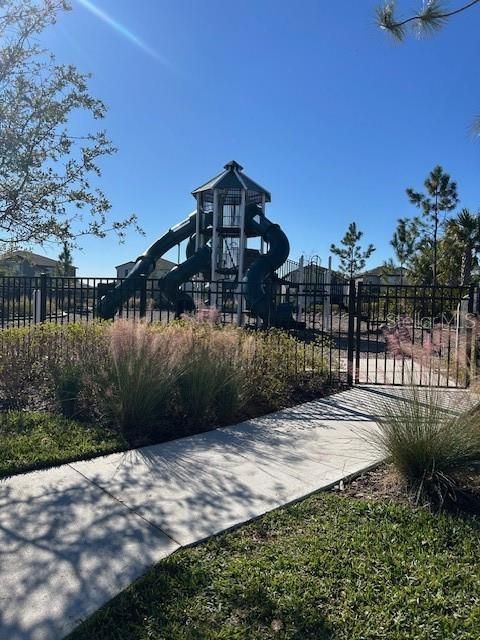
[
  {"x1": 354, "y1": 283, "x2": 475, "y2": 388},
  {"x1": 0, "y1": 275, "x2": 476, "y2": 388}
]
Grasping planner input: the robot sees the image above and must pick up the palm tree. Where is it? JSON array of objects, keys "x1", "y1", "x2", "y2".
[{"x1": 445, "y1": 209, "x2": 480, "y2": 286}]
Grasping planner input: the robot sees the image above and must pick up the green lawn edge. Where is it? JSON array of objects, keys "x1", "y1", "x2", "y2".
[
  {"x1": 68, "y1": 492, "x2": 480, "y2": 640},
  {"x1": 0, "y1": 411, "x2": 126, "y2": 478}
]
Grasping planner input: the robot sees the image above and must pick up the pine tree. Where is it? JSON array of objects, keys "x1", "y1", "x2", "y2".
[
  {"x1": 330, "y1": 222, "x2": 375, "y2": 279},
  {"x1": 406, "y1": 165, "x2": 458, "y2": 286},
  {"x1": 390, "y1": 217, "x2": 417, "y2": 284},
  {"x1": 376, "y1": 1, "x2": 480, "y2": 134},
  {"x1": 57, "y1": 242, "x2": 74, "y2": 276},
  {"x1": 377, "y1": 1, "x2": 480, "y2": 41}
]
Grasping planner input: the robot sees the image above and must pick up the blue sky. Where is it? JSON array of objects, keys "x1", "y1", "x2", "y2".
[{"x1": 43, "y1": 0, "x2": 480, "y2": 276}]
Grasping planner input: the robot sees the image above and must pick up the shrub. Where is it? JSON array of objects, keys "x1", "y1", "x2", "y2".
[
  {"x1": 371, "y1": 387, "x2": 480, "y2": 510},
  {"x1": 50, "y1": 360, "x2": 84, "y2": 418},
  {"x1": 0, "y1": 322, "x2": 108, "y2": 413},
  {"x1": 0, "y1": 319, "x2": 332, "y2": 442},
  {"x1": 245, "y1": 330, "x2": 330, "y2": 409},
  {"x1": 0, "y1": 327, "x2": 48, "y2": 409}
]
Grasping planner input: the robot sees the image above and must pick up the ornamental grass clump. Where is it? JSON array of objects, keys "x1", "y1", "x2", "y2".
[
  {"x1": 372, "y1": 387, "x2": 480, "y2": 511},
  {"x1": 0, "y1": 319, "x2": 331, "y2": 444},
  {"x1": 173, "y1": 321, "x2": 251, "y2": 428},
  {"x1": 98, "y1": 320, "x2": 180, "y2": 436}
]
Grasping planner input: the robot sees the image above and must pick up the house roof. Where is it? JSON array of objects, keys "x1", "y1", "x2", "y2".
[
  {"x1": 192, "y1": 161, "x2": 271, "y2": 202},
  {"x1": 0, "y1": 250, "x2": 76, "y2": 269},
  {"x1": 284, "y1": 263, "x2": 328, "y2": 278},
  {"x1": 358, "y1": 266, "x2": 406, "y2": 278},
  {"x1": 115, "y1": 257, "x2": 176, "y2": 270}
]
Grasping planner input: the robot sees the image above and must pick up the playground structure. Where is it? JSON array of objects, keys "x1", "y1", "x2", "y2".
[{"x1": 99, "y1": 161, "x2": 303, "y2": 327}]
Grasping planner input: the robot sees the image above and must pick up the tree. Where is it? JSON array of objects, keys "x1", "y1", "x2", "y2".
[
  {"x1": 57, "y1": 241, "x2": 73, "y2": 276},
  {"x1": 404, "y1": 238, "x2": 436, "y2": 285},
  {"x1": 392, "y1": 209, "x2": 480, "y2": 286},
  {"x1": 0, "y1": 0, "x2": 139, "y2": 248},
  {"x1": 444, "y1": 208, "x2": 480, "y2": 285},
  {"x1": 390, "y1": 217, "x2": 417, "y2": 284},
  {"x1": 406, "y1": 165, "x2": 459, "y2": 286},
  {"x1": 330, "y1": 222, "x2": 376, "y2": 279},
  {"x1": 376, "y1": 1, "x2": 480, "y2": 134},
  {"x1": 377, "y1": 0, "x2": 480, "y2": 40}
]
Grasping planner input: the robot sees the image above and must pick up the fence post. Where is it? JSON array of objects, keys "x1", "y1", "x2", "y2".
[
  {"x1": 39, "y1": 273, "x2": 47, "y2": 323},
  {"x1": 139, "y1": 275, "x2": 147, "y2": 319},
  {"x1": 347, "y1": 278, "x2": 356, "y2": 386},
  {"x1": 465, "y1": 285, "x2": 475, "y2": 387},
  {"x1": 355, "y1": 282, "x2": 363, "y2": 384}
]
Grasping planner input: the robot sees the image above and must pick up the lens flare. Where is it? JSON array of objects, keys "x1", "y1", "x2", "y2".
[{"x1": 76, "y1": 0, "x2": 167, "y2": 64}]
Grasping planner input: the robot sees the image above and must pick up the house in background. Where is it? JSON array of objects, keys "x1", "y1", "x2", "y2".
[
  {"x1": 115, "y1": 257, "x2": 176, "y2": 279},
  {"x1": 356, "y1": 266, "x2": 407, "y2": 286},
  {"x1": 282, "y1": 261, "x2": 349, "y2": 308},
  {"x1": 0, "y1": 250, "x2": 77, "y2": 277}
]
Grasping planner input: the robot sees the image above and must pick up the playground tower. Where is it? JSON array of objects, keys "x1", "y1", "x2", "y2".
[
  {"x1": 98, "y1": 160, "x2": 292, "y2": 327},
  {"x1": 192, "y1": 161, "x2": 271, "y2": 283}
]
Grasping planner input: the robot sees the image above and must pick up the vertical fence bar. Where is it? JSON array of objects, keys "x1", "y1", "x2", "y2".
[
  {"x1": 355, "y1": 282, "x2": 362, "y2": 384},
  {"x1": 465, "y1": 285, "x2": 475, "y2": 388},
  {"x1": 347, "y1": 278, "x2": 356, "y2": 386},
  {"x1": 139, "y1": 275, "x2": 147, "y2": 319},
  {"x1": 39, "y1": 273, "x2": 47, "y2": 323}
]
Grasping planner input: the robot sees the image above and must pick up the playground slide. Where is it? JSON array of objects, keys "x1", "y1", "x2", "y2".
[
  {"x1": 99, "y1": 203, "x2": 294, "y2": 326},
  {"x1": 99, "y1": 210, "x2": 208, "y2": 319},
  {"x1": 160, "y1": 244, "x2": 211, "y2": 315},
  {"x1": 244, "y1": 208, "x2": 291, "y2": 326}
]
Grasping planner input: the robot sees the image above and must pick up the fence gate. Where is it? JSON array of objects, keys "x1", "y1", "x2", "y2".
[{"x1": 351, "y1": 283, "x2": 475, "y2": 388}]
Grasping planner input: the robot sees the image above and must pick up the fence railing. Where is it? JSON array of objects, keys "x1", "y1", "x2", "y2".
[
  {"x1": 0, "y1": 274, "x2": 352, "y2": 328},
  {"x1": 354, "y1": 283, "x2": 475, "y2": 388},
  {"x1": 0, "y1": 275, "x2": 476, "y2": 388}
]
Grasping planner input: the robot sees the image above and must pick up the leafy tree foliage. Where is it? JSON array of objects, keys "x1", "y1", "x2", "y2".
[
  {"x1": 406, "y1": 165, "x2": 458, "y2": 285},
  {"x1": 0, "y1": 0, "x2": 139, "y2": 248},
  {"x1": 330, "y1": 222, "x2": 375, "y2": 279},
  {"x1": 386, "y1": 170, "x2": 480, "y2": 286},
  {"x1": 405, "y1": 238, "x2": 437, "y2": 285}
]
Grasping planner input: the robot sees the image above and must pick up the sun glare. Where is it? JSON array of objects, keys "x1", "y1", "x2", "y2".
[{"x1": 76, "y1": 0, "x2": 167, "y2": 64}]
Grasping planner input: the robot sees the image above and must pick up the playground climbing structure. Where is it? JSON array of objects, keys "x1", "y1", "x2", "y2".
[{"x1": 99, "y1": 161, "x2": 298, "y2": 327}]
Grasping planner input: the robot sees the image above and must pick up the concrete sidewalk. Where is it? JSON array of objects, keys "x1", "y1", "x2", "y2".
[{"x1": 0, "y1": 385, "x2": 471, "y2": 640}]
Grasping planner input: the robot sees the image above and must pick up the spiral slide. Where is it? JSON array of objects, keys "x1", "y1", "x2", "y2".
[
  {"x1": 98, "y1": 204, "x2": 296, "y2": 327},
  {"x1": 99, "y1": 210, "x2": 209, "y2": 319}
]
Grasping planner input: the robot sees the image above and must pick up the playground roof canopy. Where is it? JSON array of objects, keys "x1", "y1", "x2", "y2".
[{"x1": 192, "y1": 160, "x2": 271, "y2": 202}]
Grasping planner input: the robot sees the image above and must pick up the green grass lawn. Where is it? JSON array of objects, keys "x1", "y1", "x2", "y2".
[
  {"x1": 0, "y1": 411, "x2": 125, "y2": 477},
  {"x1": 68, "y1": 492, "x2": 480, "y2": 640}
]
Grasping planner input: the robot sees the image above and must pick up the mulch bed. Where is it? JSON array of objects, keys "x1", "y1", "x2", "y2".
[{"x1": 337, "y1": 463, "x2": 480, "y2": 516}]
